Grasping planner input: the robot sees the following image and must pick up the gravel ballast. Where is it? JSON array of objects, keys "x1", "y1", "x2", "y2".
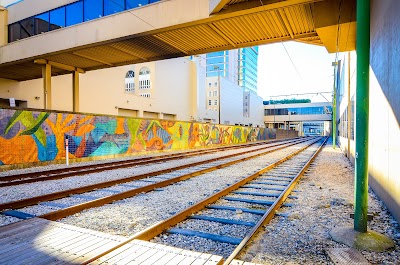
[{"x1": 239, "y1": 139, "x2": 400, "y2": 264}]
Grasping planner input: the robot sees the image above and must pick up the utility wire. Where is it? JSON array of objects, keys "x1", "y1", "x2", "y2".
[{"x1": 281, "y1": 43, "x2": 303, "y2": 82}]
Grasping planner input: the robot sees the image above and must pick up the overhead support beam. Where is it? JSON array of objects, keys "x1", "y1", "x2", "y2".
[
  {"x1": 73, "y1": 71, "x2": 80, "y2": 112},
  {"x1": 152, "y1": 35, "x2": 189, "y2": 55},
  {"x1": 208, "y1": 23, "x2": 237, "y2": 47},
  {"x1": 34, "y1": 59, "x2": 85, "y2": 73},
  {"x1": 73, "y1": 52, "x2": 114, "y2": 66},
  {"x1": 42, "y1": 64, "x2": 52, "y2": 110},
  {"x1": 109, "y1": 45, "x2": 148, "y2": 61},
  {"x1": 278, "y1": 9, "x2": 294, "y2": 39}
]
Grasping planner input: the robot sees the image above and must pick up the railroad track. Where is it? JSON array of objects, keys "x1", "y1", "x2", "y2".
[
  {"x1": 0, "y1": 139, "x2": 291, "y2": 187},
  {"x1": 83, "y1": 136, "x2": 327, "y2": 265},
  {"x1": 1, "y1": 137, "x2": 315, "y2": 226}
]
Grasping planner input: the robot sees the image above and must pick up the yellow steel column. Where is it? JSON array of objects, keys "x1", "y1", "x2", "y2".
[
  {"x1": 0, "y1": 6, "x2": 7, "y2": 46},
  {"x1": 42, "y1": 64, "x2": 52, "y2": 109},
  {"x1": 73, "y1": 71, "x2": 80, "y2": 112}
]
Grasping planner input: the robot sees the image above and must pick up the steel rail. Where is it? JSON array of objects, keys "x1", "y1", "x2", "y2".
[
  {"x1": 80, "y1": 137, "x2": 324, "y2": 265},
  {"x1": 0, "y1": 138, "x2": 310, "y2": 211},
  {"x1": 0, "y1": 139, "x2": 287, "y2": 186},
  {"x1": 223, "y1": 136, "x2": 329, "y2": 264},
  {"x1": 39, "y1": 137, "x2": 316, "y2": 221}
]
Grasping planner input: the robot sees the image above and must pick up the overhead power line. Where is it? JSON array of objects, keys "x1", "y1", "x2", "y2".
[{"x1": 281, "y1": 43, "x2": 303, "y2": 82}]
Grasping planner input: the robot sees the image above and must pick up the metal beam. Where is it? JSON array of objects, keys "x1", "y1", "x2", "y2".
[
  {"x1": 354, "y1": 0, "x2": 370, "y2": 233},
  {"x1": 278, "y1": 9, "x2": 294, "y2": 39},
  {"x1": 152, "y1": 35, "x2": 189, "y2": 55},
  {"x1": 208, "y1": 23, "x2": 237, "y2": 47},
  {"x1": 34, "y1": 59, "x2": 85, "y2": 73},
  {"x1": 108, "y1": 45, "x2": 148, "y2": 61},
  {"x1": 72, "y1": 52, "x2": 114, "y2": 66}
]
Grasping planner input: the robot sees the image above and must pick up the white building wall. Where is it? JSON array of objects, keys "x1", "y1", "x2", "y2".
[
  {"x1": 1, "y1": 55, "x2": 263, "y2": 126},
  {"x1": 246, "y1": 91, "x2": 264, "y2": 126}
]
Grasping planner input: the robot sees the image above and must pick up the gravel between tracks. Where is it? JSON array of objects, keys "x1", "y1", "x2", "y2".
[
  {"x1": 59, "y1": 144, "x2": 301, "y2": 234},
  {"x1": 238, "y1": 139, "x2": 400, "y2": 264},
  {"x1": 0, "y1": 143, "x2": 279, "y2": 204}
]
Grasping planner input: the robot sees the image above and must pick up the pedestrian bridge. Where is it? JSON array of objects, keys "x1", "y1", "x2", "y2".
[{"x1": 0, "y1": 0, "x2": 355, "y2": 81}]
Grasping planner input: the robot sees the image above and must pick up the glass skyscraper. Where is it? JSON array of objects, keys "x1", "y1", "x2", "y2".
[{"x1": 205, "y1": 46, "x2": 258, "y2": 93}]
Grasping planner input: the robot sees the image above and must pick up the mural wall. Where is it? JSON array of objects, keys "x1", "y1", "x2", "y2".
[{"x1": 0, "y1": 108, "x2": 278, "y2": 168}]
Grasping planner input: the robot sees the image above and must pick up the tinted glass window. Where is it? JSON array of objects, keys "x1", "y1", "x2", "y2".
[
  {"x1": 20, "y1": 17, "x2": 35, "y2": 39},
  {"x1": 35, "y1": 12, "x2": 50, "y2": 34},
  {"x1": 104, "y1": 0, "x2": 124, "y2": 15},
  {"x1": 66, "y1": 1, "x2": 83, "y2": 26},
  {"x1": 84, "y1": 0, "x2": 104, "y2": 21},
  {"x1": 126, "y1": 0, "x2": 148, "y2": 9},
  {"x1": 8, "y1": 23, "x2": 21, "y2": 42},
  {"x1": 50, "y1": 7, "x2": 66, "y2": 30}
]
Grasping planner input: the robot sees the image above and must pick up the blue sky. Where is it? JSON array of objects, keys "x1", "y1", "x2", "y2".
[{"x1": 257, "y1": 41, "x2": 336, "y2": 102}]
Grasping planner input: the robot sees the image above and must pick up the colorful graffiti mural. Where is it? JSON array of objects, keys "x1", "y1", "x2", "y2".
[{"x1": 0, "y1": 108, "x2": 277, "y2": 167}]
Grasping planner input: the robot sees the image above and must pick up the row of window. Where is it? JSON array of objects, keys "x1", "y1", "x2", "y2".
[
  {"x1": 207, "y1": 91, "x2": 218, "y2": 97},
  {"x1": 8, "y1": 0, "x2": 160, "y2": 43},
  {"x1": 124, "y1": 68, "x2": 151, "y2": 93},
  {"x1": 208, "y1": 100, "x2": 218, "y2": 106},
  {"x1": 264, "y1": 106, "x2": 332, "y2": 116}
]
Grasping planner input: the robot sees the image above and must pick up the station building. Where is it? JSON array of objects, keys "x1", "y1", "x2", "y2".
[{"x1": 264, "y1": 102, "x2": 332, "y2": 136}]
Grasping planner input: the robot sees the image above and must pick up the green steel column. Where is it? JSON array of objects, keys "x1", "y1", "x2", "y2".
[
  {"x1": 333, "y1": 64, "x2": 337, "y2": 149},
  {"x1": 354, "y1": 0, "x2": 370, "y2": 233}
]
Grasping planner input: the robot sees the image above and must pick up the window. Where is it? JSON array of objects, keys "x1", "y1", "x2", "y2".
[
  {"x1": 125, "y1": 70, "x2": 135, "y2": 93},
  {"x1": 213, "y1": 91, "x2": 218, "y2": 96},
  {"x1": 20, "y1": 17, "x2": 35, "y2": 39},
  {"x1": 127, "y1": 0, "x2": 149, "y2": 9},
  {"x1": 140, "y1": 93, "x2": 151, "y2": 98},
  {"x1": 208, "y1": 82, "x2": 212, "y2": 87},
  {"x1": 8, "y1": 23, "x2": 20, "y2": 42},
  {"x1": 139, "y1": 67, "x2": 151, "y2": 90},
  {"x1": 208, "y1": 100, "x2": 212, "y2": 106},
  {"x1": 214, "y1": 100, "x2": 218, "y2": 106},
  {"x1": 66, "y1": 1, "x2": 83, "y2": 26},
  {"x1": 50, "y1": 7, "x2": 66, "y2": 30},
  {"x1": 104, "y1": 0, "x2": 124, "y2": 15},
  {"x1": 7, "y1": 0, "x2": 163, "y2": 43},
  {"x1": 214, "y1": 82, "x2": 218, "y2": 87},
  {"x1": 84, "y1": 0, "x2": 103, "y2": 21},
  {"x1": 35, "y1": 13, "x2": 50, "y2": 34},
  {"x1": 208, "y1": 91, "x2": 212, "y2": 97},
  {"x1": 214, "y1": 108, "x2": 218, "y2": 111}
]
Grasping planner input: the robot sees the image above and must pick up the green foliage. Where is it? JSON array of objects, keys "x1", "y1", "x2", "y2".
[{"x1": 263, "y1": 98, "x2": 311, "y2": 105}]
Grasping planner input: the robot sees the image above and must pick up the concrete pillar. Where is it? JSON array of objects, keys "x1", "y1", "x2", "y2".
[
  {"x1": 0, "y1": 6, "x2": 7, "y2": 46},
  {"x1": 138, "y1": 109, "x2": 144, "y2": 118},
  {"x1": 42, "y1": 64, "x2": 52, "y2": 109},
  {"x1": 158, "y1": 112, "x2": 164, "y2": 119},
  {"x1": 73, "y1": 71, "x2": 80, "y2": 112}
]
